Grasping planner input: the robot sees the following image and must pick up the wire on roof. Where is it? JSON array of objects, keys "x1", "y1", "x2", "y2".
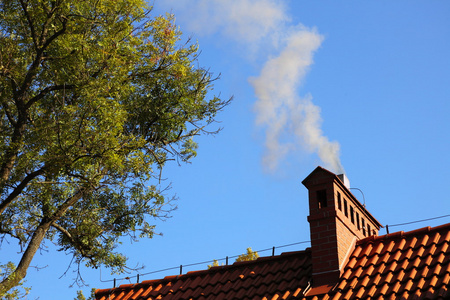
[
  {"x1": 385, "y1": 213, "x2": 450, "y2": 234},
  {"x1": 350, "y1": 187, "x2": 366, "y2": 207},
  {"x1": 100, "y1": 240, "x2": 311, "y2": 286}
]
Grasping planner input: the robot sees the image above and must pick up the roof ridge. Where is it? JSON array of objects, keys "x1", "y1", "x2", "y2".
[
  {"x1": 185, "y1": 248, "x2": 311, "y2": 276},
  {"x1": 357, "y1": 222, "x2": 450, "y2": 245}
]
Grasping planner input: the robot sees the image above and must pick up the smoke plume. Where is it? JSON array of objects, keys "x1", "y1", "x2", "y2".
[
  {"x1": 159, "y1": 0, "x2": 344, "y2": 174},
  {"x1": 250, "y1": 29, "x2": 344, "y2": 173}
]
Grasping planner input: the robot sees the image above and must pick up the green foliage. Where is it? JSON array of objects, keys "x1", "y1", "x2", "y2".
[
  {"x1": 207, "y1": 248, "x2": 259, "y2": 269},
  {"x1": 235, "y1": 247, "x2": 259, "y2": 262},
  {"x1": 0, "y1": 0, "x2": 229, "y2": 294},
  {"x1": 0, "y1": 262, "x2": 30, "y2": 299},
  {"x1": 74, "y1": 290, "x2": 86, "y2": 300},
  {"x1": 74, "y1": 288, "x2": 95, "y2": 300},
  {"x1": 207, "y1": 259, "x2": 223, "y2": 269}
]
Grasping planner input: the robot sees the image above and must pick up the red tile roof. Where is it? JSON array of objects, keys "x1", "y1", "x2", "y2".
[
  {"x1": 95, "y1": 223, "x2": 450, "y2": 300},
  {"x1": 321, "y1": 223, "x2": 450, "y2": 300},
  {"x1": 95, "y1": 249, "x2": 312, "y2": 300}
]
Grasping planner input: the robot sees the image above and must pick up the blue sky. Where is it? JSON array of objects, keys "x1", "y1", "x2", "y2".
[{"x1": 8, "y1": 1, "x2": 450, "y2": 298}]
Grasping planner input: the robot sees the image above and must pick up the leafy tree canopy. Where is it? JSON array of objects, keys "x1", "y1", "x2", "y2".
[{"x1": 0, "y1": 0, "x2": 230, "y2": 295}]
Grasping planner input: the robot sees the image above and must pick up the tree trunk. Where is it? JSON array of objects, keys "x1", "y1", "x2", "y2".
[{"x1": 0, "y1": 220, "x2": 50, "y2": 296}]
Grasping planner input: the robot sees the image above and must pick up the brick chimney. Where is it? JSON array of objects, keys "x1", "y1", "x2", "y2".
[{"x1": 302, "y1": 167, "x2": 382, "y2": 288}]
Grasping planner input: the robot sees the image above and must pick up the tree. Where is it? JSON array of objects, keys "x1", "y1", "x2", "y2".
[{"x1": 0, "y1": 0, "x2": 230, "y2": 295}]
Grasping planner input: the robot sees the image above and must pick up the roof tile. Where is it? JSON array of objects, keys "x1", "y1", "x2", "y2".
[
  {"x1": 359, "y1": 275, "x2": 370, "y2": 288},
  {"x1": 419, "y1": 234, "x2": 430, "y2": 247},
  {"x1": 390, "y1": 248, "x2": 402, "y2": 263},
  {"x1": 399, "y1": 290, "x2": 410, "y2": 300},
  {"x1": 345, "y1": 257, "x2": 358, "y2": 270},
  {"x1": 366, "y1": 253, "x2": 379, "y2": 267},
  {"x1": 391, "y1": 268, "x2": 405, "y2": 283},
  {"x1": 354, "y1": 286, "x2": 365, "y2": 299},
  {"x1": 350, "y1": 245, "x2": 363, "y2": 257},
  {"x1": 386, "y1": 280, "x2": 401, "y2": 297},
  {"x1": 371, "y1": 273, "x2": 382, "y2": 287},
  {"x1": 379, "y1": 282, "x2": 389, "y2": 296},
  {"x1": 360, "y1": 243, "x2": 373, "y2": 257},
  {"x1": 359, "y1": 264, "x2": 374, "y2": 278},
  {"x1": 420, "y1": 265, "x2": 430, "y2": 278},
  {"x1": 423, "y1": 243, "x2": 437, "y2": 258},
  {"x1": 368, "y1": 242, "x2": 385, "y2": 257},
  {"x1": 385, "y1": 260, "x2": 398, "y2": 273},
  {"x1": 366, "y1": 284, "x2": 377, "y2": 298},
  {"x1": 430, "y1": 230, "x2": 442, "y2": 244},
  {"x1": 336, "y1": 279, "x2": 348, "y2": 291},
  {"x1": 342, "y1": 287, "x2": 354, "y2": 299},
  {"x1": 331, "y1": 291, "x2": 343, "y2": 300},
  {"x1": 399, "y1": 247, "x2": 414, "y2": 262},
  {"x1": 372, "y1": 260, "x2": 385, "y2": 276},
  {"x1": 391, "y1": 235, "x2": 406, "y2": 250},
  {"x1": 435, "y1": 241, "x2": 449, "y2": 257},
  {"x1": 404, "y1": 278, "x2": 414, "y2": 292},
  {"x1": 341, "y1": 268, "x2": 352, "y2": 280}
]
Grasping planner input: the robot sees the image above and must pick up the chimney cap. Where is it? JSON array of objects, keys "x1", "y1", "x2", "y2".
[
  {"x1": 302, "y1": 166, "x2": 337, "y2": 187},
  {"x1": 337, "y1": 174, "x2": 350, "y2": 189}
]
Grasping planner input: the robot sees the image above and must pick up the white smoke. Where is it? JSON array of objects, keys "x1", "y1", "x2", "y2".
[
  {"x1": 158, "y1": 0, "x2": 344, "y2": 174},
  {"x1": 160, "y1": 0, "x2": 288, "y2": 44},
  {"x1": 250, "y1": 29, "x2": 344, "y2": 173}
]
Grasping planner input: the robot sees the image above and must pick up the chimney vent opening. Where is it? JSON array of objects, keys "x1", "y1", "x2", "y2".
[
  {"x1": 361, "y1": 218, "x2": 366, "y2": 236},
  {"x1": 343, "y1": 199, "x2": 348, "y2": 217},
  {"x1": 350, "y1": 206, "x2": 355, "y2": 224},
  {"x1": 337, "y1": 192, "x2": 342, "y2": 211},
  {"x1": 356, "y1": 212, "x2": 361, "y2": 230},
  {"x1": 316, "y1": 189, "x2": 327, "y2": 209}
]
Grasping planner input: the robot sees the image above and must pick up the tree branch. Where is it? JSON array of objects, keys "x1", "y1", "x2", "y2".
[
  {"x1": 37, "y1": 1, "x2": 60, "y2": 48},
  {"x1": 25, "y1": 84, "x2": 76, "y2": 110},
  {"x1": 51, "y1": 222, "x2": 73, "y2": 242},
  {"x1": 0, "y1": 99, "x2": 16, "y2": 126},
  {"x1": 17, "y1": 8, "x2": 68, "y2": 103},
  {"x1": 0, "y1": 168, "x2": 46, "y2": 215},
  {"x1": 18, "y1": 0, "x2": 39, "y2": 50}
]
